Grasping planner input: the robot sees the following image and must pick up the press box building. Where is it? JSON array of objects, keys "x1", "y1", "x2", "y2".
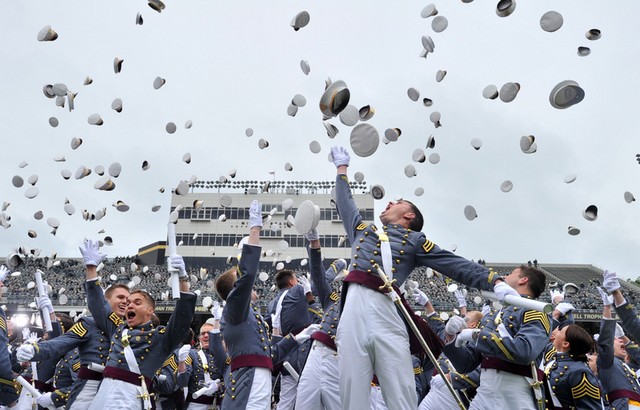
[{"x1": 139, "y1": 179, "x2": 374, "y2": 272}]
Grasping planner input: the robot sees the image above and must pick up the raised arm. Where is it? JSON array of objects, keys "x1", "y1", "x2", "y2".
[
  {"x1": 79, "y1": 240, "x2": 116, "y2": 335},
  {"x1": 224, "y1": 200, "x2": 262, "y2": 325},
  {"x1": 162, "y1": 254, "x2": 197, "y2": 356},
  {"x1": 330, "y1": 147, "x2": 363, "y2": 243}
]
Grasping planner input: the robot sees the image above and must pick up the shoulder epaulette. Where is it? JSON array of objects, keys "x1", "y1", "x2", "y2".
[
  {"x1": 356, "y1": 223, "x2": 368, "y2": 231},
  {"x1": 158, "y1": 327, "x2": 166, "y2": 334},
  {"x1": 329, "y1": 292, "x2": 339, "y2": 302},
  {"x1": 523, "y1": 311, "x2": 551, "y2": 334}
]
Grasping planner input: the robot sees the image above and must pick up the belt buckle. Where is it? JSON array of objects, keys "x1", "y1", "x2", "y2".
[{"x1": 121, "y1": 334, "x2": 130, "y2": 347}]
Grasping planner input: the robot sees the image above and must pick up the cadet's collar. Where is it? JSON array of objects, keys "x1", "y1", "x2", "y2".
[
  {"x1": 129, "y1": 319, "x2": 153, "y2": 331},
  {"x1": 555, "y1": 351, "x2": 572, "y2": 361}
]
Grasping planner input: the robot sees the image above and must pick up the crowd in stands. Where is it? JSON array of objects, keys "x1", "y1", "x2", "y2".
[{"x1": 2, "y1": 256, "x2": 639, "y2": 313}]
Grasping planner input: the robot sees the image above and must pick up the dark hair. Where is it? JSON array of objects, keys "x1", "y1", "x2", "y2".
[
  {"x1": 183, "y1": 328, "x2": 194, "y2": 345},
  {"x1": 150, "y1": 313, "x2": 160, "y2": 327},
  {"x1": 215, "y1": 268, "x2": 237, "y2": 301},
  {"x1": 130, "y1": 290, "x2": 155, "y2": 310},
  {"x1": 565, "y1": 324, "x2": 595, "y2": 362},
  {"x1": 518, "y1": 265, "x2": 546, "y2": 298},
  {"x1": 275, "y1": 270, "x2": 296, "y2": 290},
  {"x1": 105, "y1": 284, "x2": 130, "y2": 299},
  {"x1": 404, "y1": 200, "x2": 424, "y2": 231},
  {"x1": 56, "y1": 313, "x2": 74, "y2": 333}
]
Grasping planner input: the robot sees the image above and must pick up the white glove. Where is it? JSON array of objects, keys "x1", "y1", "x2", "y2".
[
  {"x1": 455, "y1": 329, "x2": 479, "y2": 347},
  {"x1": 555, "y1": 302, "x2": 574, "y2": 316},
  {"x1": 330, "y1": 146, "x2": 350, "y2": 168},
  {"x1": 202, "y1": 379, "x2": 221, "y2": 396},
  {"x1": 21, "y1": 328, "x2": 30, "y2": 341},
  {"x1": 305, "y1": 228, "x2": 319, "y2": 242},
  {"x1": 593, "y1": 333, "x2": 600, "y2": 342},
  {"x1": 411, "y1": 289, "x2": 429, "y2": 306},
  {"x1": 16, "y1": 344, "x2": 35, "y2": 362},
  {"x1": 603, "y1": 270, "x2": 621, "y2": 292},
  {"x1": 299, "y1": 276, "x2": 312, "y2": 294},
  {"x1": 178, "y1": 344, "x2": 191, "y2": 362},
  {"x1": 295, "y1": 324, "x2": 321, "y2": 344},
  {"x1": 615, "y1": 323, "x2": 625, "y2": 339},
  {"x1": 211, "y1": 302, "x2": 223, "y2": 321},
  {"x1": 36, "y1": 294, "x2": 54, "y2": 315},
  {"x1": 481, "y1": 303, "x2": 491, "y2": 317},
  {"x1": 596, "y1": 287, "x2": 613, "y2": 306},
  {"x1": 493, "y1": 281, "x2": 519, "y2": 301},
  {"x1": 0, "y1": 265, "x2": 9, "y2": 282},
  {"x1": 79, "y1": 239, "x2": 107, "y2": 267},
  {"x1": 169, "y1": 254, "x2": 188, "y2": 278},
  {"x1": 36, "y1": 392, "x2": 53, "y2": 408},
  {"x1": 249, "y1": 200, "x2": 262, "y2": 229},
  {"x1": 454, "y1": 289, "x2": 467, "y2": 308},
  {"x1": 445, "y1": 315, "x2": 467, "y2": 336},
  {"x1": 549, "y1": 289, "x2": 565, "y2": 304}
]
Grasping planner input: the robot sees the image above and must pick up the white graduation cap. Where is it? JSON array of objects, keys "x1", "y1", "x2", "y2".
[
  {"x1": 70, "y1": 137, "x2": 82, "y2": 150},
  {"x1": 113, "y1": 57, "x2": 124, "y2": 74},
  {"x1": 585, "y1": 29, "x2": 601, "y2": 41},
  {"x1": 350, "y1": 124, "x2": 380, "y2": 157},
  {"x1": 415, "y1": 187, "x2": 424, "y2": 197},
  {"x1": 568, "y1": 226, "x2": 580, "y2": 236},
  {"x1": 300, "y1": 60, "x2": 310, "y2": 75},
  {"x1": 432, "y1": 16, "x2": 448, "y2": 33},
  {"x1": 12, "y1": 175, "x2": 24, "y2": 188},
  {"x1": 25, "y1": 187, "x2": 39, "y2": 199},
  {"x1": 370, "y1": 185, "x2": 385, "y2": 200},
  {"x1": 482, "y1": 85, "x2": 499, "y2": 100},
  {"x1": 421, "y1": 4, "x2": 438, "y2": 18},
  {"x1": 435, "y1": 70, "x2": 447, "y2": 82},
  {"x1": 407, "y1": 88, "x2": 420, "y2": 102},
  {"x1": 500, "y1": 180, "x2": 513, "y2": 193},
  {"x1": 166, "y1": 122, "x2": 177, "y2": 134},
  {"x1": 153, "y1": 76, "x2": 166, "y2": 90},
  {"x1": 294, "y1": 200, "x2": 320, "y2": 235},
  {"x1": 464, "y1": 205, "x2": 477, "y2": 221},
  {"x1": 358, "y1": 105, "x2": 375, "y2": 121},
  {"x1": 577, "y1": 47, "x2": 591, "y2": 57},
  {"x1": 87, "y1": 114, "x2": 103, "y2": 126},
  {"x1": 37, "y1": 25, "x2": 58, "y2": 41},
  {"x1": 291, "y1": 11, "x2": 310, "y2": 31},
  {"x1": 338, "y1": 105, "x2": 359, "y2": 126},
  {"x1": 496, "y1": 0, "x2": 516, "y2": 17},
  {"x1": 582, "y1": 205, "x2": 598, "y2": 221},
  {"x1": 540, "y1": 11, "x2": 563, "y2": 32},
  {"x1": 549, "y1": 80, "x2": 585, "y2": 109},
  {"x1": 320, "y1": 80, "x2": 350, "y2": 118},
  {"x1": 49, "y1": 117, "x2": 59, "y2": 127}
]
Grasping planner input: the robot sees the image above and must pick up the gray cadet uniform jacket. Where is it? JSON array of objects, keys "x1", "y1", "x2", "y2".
[
  {"x1": 49, "y1": 347, "x2": 81, "y2": 408},
  {"x1": 334, "y1": 174, "x2": 499, "y2": 289},
  {"x1": 0, "y1": 306, "x2": 19, "y2": 406},
  {"x1": 85, "y1": 278, "x2": 197, "y2": 379},
  {"x1": 220, "y1": 243, "x2": 299, "y2": 409},
  {"x1": 30, "y1": 315, "x2": 111, "y2": 407},
  {"x1": 307, "y1": 247, "x2": 342, "y2": 351},
  {"x1": 598, "y1": 317, "x2": 640, "y2": 410},
  {"x1": 543, "y1": 351, "x2": 602, "y2": 410}
]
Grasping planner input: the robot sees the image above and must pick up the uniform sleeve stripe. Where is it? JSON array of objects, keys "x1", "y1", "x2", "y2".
[
  {"x1": 72, "y1": 362, "x2": 81, "y2": 372},
  {"x1": 109, "y1": 312, "x2": 123, "y2": 326},
  {"x1": 0, "y1": 317, "x2": 6, "y2": 332},
  {"x1": 69, "y1": 322, "x2": 88, "y2": 338},
  {"x1": 523, "y1": 311, "x2": 551, "y2": 334},
  {"x1": 571, "y1": 373, "x2": 600, "y2": 400},
  {"x1": 422, "y1": 239, "x2": 435, "y2": 254}
]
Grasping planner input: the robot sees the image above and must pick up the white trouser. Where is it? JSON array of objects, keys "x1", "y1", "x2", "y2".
[
  {"x1": 295, "y1": 340, "x2": 341, "y2": 410},
  {"x1": 91, "y1": 378, "x2": 142, "y2": 410},
  {"x1": 336, "y1": 283, "x2": 416, "y2": 410},
  {"x1": 369, "y1": 385, "x2": 390, "y2": 410},
  {"x1": 470, "y1": 369, "x2": 535, "y2": 410},
  {"x1": 275, "y1": 375, "x2": 296, "y2": 410},
  {"x1": 68, "y1": 379, "x2": 101, "y2": 410},
  {"x1": 419, "y1": 374, "x2": 459, "y2": 410},
  {"x1": 246, "y1": 367, "x2": 271, "y2": 410},
  {"x1": 186, "y1": 403, "x2": 213, "y2": 410}
]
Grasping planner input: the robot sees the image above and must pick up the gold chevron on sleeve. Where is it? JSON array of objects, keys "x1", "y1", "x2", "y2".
[
  {"x1": 422, "y1": 238, "x2": 435, "y2": 254},
  {"x1": 544, "y1": 347, "x2": 557, "y2": 362},
  {"x1": 69, "y1": 322, "x2": 88, "y2": 338},
  {"x1": 356, "y1": 223, "x2": 368, "y2": 231},
  {"x1": 329, "y1": 292, "x2": 339, "y2": 302},
  {"x1": 109, "y1": 312, "x2": 123, "y2": 326},
  {"x1": 185, "y1": 355, "x2": 193, "y2": 366},
  {"x1": 163, "y1": 355, "x2": 178, "y2": 371},
  {"x1": 72, "y1": 362, "x2": 81, "y2": 372},
  {"x1": 0, "y1": 317, "x2": 6, "y2": 332},
  {"x1": 523, "y1": 311, "x2": 551, "y2": 334},
  {"x1": 571, "y1": 373, "x2": 601, "y2": 400},
  {"x1": 413, "y1": 366, "x2": 423, "y2": 375}
]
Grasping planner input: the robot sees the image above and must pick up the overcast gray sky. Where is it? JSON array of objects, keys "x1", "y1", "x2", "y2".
[{"x1": 2, "y1": 1, "x2": 639, "y2": 279}]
